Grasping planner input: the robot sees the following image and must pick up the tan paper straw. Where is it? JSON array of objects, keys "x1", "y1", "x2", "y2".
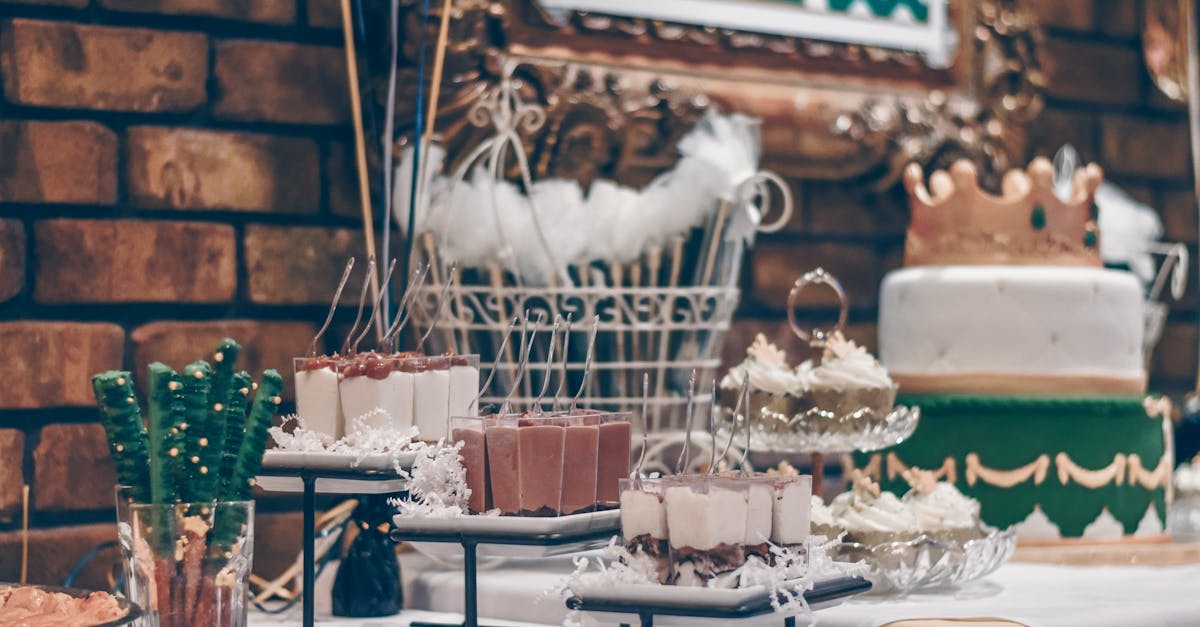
[
  {"x1": 340, "y1": 0, "x2": 384, "y2": 340},
  {"x1": 21, "y1": 484, "x2": 29, "y2": 583}
]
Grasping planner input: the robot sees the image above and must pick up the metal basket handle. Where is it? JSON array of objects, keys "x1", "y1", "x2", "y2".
[{"x1": 786, "y1": 267, "x2": 848, "y2": 347}]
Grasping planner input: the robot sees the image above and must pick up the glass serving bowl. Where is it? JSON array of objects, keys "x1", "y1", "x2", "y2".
[
  {"x1": 832, "y1": 525, "x2": 1016, "y2": 594},
  {"x1": 718, "y1": 403, "x2": 920, "y2": 455}
]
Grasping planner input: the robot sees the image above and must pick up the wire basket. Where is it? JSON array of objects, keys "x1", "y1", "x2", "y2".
[{"x1": 411, "y1": 284, "x2": 738, "y2": 432}]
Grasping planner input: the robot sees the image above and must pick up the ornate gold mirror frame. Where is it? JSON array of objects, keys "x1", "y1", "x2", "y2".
[{"x1": 389, "y1": 0, "x2": 1043, "y2": 189}]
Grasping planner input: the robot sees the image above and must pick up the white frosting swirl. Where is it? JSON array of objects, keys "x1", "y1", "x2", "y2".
[
  {"x1": 902, "y1": 483, "x2": 980, "y2": 531},
  {"x1": 830, "y1": 489, "x2": 920, "y2": 534},
  {"x1": 811, "y1": 334, "x2": 893, "y2": 391},
  {"x1": 721, "y1": 359, "x2": 805, "y2": 396},
  {"x1": 1176, "y1": 459, "x2": 1200, "y2": 495},
  {"x1": 810, "y1": 495, "x2": 837, "y2": 528}
]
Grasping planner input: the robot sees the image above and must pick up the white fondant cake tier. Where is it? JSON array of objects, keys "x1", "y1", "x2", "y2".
[{"x1": 879, "y1": 266, "x2": 1146, "y2": 394}]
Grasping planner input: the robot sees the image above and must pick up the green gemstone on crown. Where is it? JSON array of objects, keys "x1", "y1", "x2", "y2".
[{"x1": 1030, "y1": 206, "x2": 1046, "y2": 230}]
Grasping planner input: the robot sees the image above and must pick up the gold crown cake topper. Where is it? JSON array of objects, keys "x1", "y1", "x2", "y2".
[{"x1": 903, "y1": 157, "x2": 1104, "y2": 267}]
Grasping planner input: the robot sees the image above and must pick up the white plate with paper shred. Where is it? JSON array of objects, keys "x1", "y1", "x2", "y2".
[
  {"x1": 261, "y1": 449, "x2": 415, "y2": 472},
  {"x1": 392, "y1": 508, "x2": 620, "y2": 536}
]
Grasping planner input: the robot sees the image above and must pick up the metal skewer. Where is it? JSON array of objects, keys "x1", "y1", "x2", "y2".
[
  {"x1": 341, "y1": 257, "x2": 377, "y2": 355},
  {"x1": 309, "y1": 257, "x2": 355, "y2": 357},
  {"x1": 675, "y1": 370, "x2": 696, "y2": 475}
]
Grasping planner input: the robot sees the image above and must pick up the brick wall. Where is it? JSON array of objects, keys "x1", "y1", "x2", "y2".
[
  {"x1": 0, "y1": 0, "x2": 1193, "y2": 591},
  {"x1": 0, "y1": 0, "x2": 351, "y2": 587}
]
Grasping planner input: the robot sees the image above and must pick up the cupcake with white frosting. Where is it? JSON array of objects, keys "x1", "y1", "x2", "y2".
[
  {"x1": 1176, "y1": 455, "x2": 1200, "y2": 497},
  {"x1": 831, "y1": 470, "x2": 921, "y2": 545},
  {"x1": 804, "y1": 332, "x2": 897, "y2": 418},
  {"x1": 901, "y1": 468, "x2": 985, "y2": 543},
  {"x1": 810, "y1": 494, "x2": 842, "y2": 539},
  {"x1": 720, "y1": 334, "x2": 810, "y2": 429}
]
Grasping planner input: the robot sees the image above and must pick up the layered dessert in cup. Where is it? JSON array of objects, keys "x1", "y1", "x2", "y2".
[
  {"x1": 479, "y1": 412, "x2": 601, "y2": 516},
  {"x1": 663, "y1": 475, "x2": 749, "y2": 587},
  {"x1": 595, "y1": 411, "x2": 632, "y2": 509},
  {"x1": 810, "y1": 495, "x2": 842, "y2": 538},
  {"x1": 619, "y1": 477, "x2": 670, "y2": 583},
  {"x1": 450, "y1": 415, "x2": 492, "y2": 514},
  {"x1": 294, "y1": 356, "x2": 344, "y2": 440},
  {"x1": 339, "y1": 351, "x2": 414, "y2": 431},
  {"x1": 770, "y1": 475, "x2": 813, "y2": 549}
]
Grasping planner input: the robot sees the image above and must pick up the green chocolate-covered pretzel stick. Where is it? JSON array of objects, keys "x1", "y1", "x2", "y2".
[
  {"x1": 92, "y1": 371, "x2": 151, "y2": 503},
  {"x1": 146, "y1": 363, "x2": 184, "y2": 506},
  {"x1": 218, "y1": 371, "x2": 253, "y2": 500},
  {"x1": 181, "y1": 361, "x2": 216, "y2": 504},
  {"x1": 228, "y1": 370, "x2": 283, "y2": 501}
]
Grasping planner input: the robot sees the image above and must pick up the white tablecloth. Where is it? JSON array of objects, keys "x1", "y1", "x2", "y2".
[{"x1": 250, "y1": 552, "x2": 1200, "y2": 626}]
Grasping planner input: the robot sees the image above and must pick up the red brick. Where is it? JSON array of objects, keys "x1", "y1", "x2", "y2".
[
  {"x1": 0, "y1": 523, "x2": 120, "y2": 590},
  {"x1": 132, "y1": 320, "x2": 317, "y2": 401},
  {"x1": 0, "y1": 322, "x2": 124, "y2": 409},
  {"x1": 0, "y1": 120, "x2": 117, "y2": 205},
  {"x1": 1150, "y1": 322, "x2": 1196, "y2": 384},
  {"x1": 99, "y1": 0, "x2": 295, "y2": 24},
  {"x1": 1042, "y1": 38, "x2": 1141, "y2": 106},
  {"x1": 34, "y1": 423, "x2": 118, "y2": 512},
  {"x1": 214, "y1": 40, "x2": 349, "y2": 125},
  {"x1": 0, "y1": 19, "x2": 207, "y2": 112},
  {"x1": 327, "y1": 140, "x2": 360, "y2": 219},
  {"x1": 306, "y1": 0, "x2": 343, "y2": 28},
  {"x1": 1027, "y1": 108, "x2": 1098, "y2": 162},
  {"x1": 244, "y1": 225, "x2": 362, "y2": 304},
  {"x1": 750, "y1": 242, "x2": 879, "y2": 311},
  {"x1": 0, "y1": 429, "x2": 23, "y2": 524},
  {"x1": 126, "y1": 126, "x2": 320, "y2": 214},
  {"x1": 1031, "y1": 0, "x2": 1094, "y2": 31},
  {"x1": 0, "y1": 220, "x2": 24, "y2": 302},
  {"x1": 1096, "y1": 0, "x2": 1139, "y2": 38},
  {"x1": 1159, "y1": 188, "x2": 1196, "y2": 243},
  {"x1": 804, "y1": 181, "x2": 907, "y2": 236},
  {"x1": 1101, "y1": 116, "x2": 1192, "y2": 179},
  {"x1": 34, "y1": 219, "x2": 236, "y2": 303}
]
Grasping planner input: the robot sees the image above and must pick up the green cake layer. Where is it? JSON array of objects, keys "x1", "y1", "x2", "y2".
[{"x1": 852, "y1": 394, "x2": 1168, "y2": 538}]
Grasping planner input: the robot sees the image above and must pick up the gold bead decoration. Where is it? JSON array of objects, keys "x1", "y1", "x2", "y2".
[
  {"x1": 168, "y1": 381, "x2": 181, "y2": 391},
  {"x1": 169, "y1": 447, "x2": 179, "y2": 457},
  {"x1": 200, "y1": 466, "x2": 208, "y2": 474},
  {"x1": 191, "y1": 456, "x2": 200, "y2": 463},
  {"x1": 214, "y1": 352, "x2": 225, "y2": 362},
  {"x1": 115, "y1": 444, "x2": 124, "y2": 452},
  {"x1": 179, "y1": 423, "x2": 188, "y2": 431},
  {"x1": 213, "y1": 403, "x2": 224, "y2": 412},
  {"x1": 126, "y1": 396, "x2": 135, "y2": 405},
  {"x1": 252, "y1": 382, "x2": 259, "y2": 390},
  {"x1": 199, "y1": 438, "x2": 208, "y2": 447},
  {"x1": 116, "y1": 377, "x2": 126, "y2": 386},
  {"x1": 240, "y1": 387, "x2": 250, "y2": 396},
  {"x1": 271, "y1": 396, "x2": 282, "y2": 404},
  {"x1": 193, "y1": 370, "x2": 204, "y2": 379}
]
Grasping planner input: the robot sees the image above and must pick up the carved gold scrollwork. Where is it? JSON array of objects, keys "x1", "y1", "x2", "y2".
[
  {"x1": 965, "y1": 452, "x2": 1050, "y2": 487},
  {"x1": 1126, "y1": 453, "x2": 1171, "y2": 490},
  {"x1": 1056, "y1": 452, "x2": 1127, "y2": 488}
]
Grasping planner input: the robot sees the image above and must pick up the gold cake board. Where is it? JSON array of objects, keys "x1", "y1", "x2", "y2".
[{"x1": 1012, "y1": 538, "x2": 1200, "y2": 566}]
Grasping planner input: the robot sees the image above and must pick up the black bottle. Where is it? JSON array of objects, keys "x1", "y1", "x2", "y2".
[{"x1": 332, "y1": 495, "x2": 403, "y2": 616}]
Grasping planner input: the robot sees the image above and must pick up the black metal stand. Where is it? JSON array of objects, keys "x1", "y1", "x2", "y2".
[
  {"x1": 256, "y1": 467, "x2": 409, "y2": 627},
  {"x1": 566, "y1": 576, "x2": 871, "y2": 627},
  {"x1": 390, "y1": 525, "x2": 618, "y2": 627}
]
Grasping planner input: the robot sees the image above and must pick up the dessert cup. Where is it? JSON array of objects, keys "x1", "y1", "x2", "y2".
[
  {"x1": 447, "y1": 355, "x2": 480, "y2": 420},
  {"x1": 294, "y1": 356, "x2": 343, "y2": 440},
  {"x1": 809, "y1": 494, "x2": 843, "y2": 539},
  {"x1": 663, "y1": 475, "x2": 749, "y2": 587},
  {"x1": 450, "y1": 415, "x2": 492, "y2": 514},
  {"x1": 559, "y1": 412, "x2": 601, "y2": 515},
  {"x1": 619, "y1": 477, "x2": 670, "y2": 583},
  {"x1": 830, "y1": 486, "x2": 922, "y2": 545},
  {"x1": 339, "y1": 352, "x2": 408, "y2": 431},
  {"x1": 595, "y1": 411, "x2": 632, "y2": 508},
  {"x1": 413, "y1": 356, "x2": 452, "y2": 442},
  {"x1": 484, "y1": 415, "x2": 522, "y2": 515},
  {"x1": 770, "y1": 475, "x2": 813, "y2": 547}
]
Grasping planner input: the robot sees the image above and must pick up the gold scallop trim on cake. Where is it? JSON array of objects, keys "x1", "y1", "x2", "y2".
[
  {"x1": 1143, "y1": 396, "x2": 1173, "y2": 420},
  {"x1": 966, "y1": 452, "x2": 1050, "y2": 487},
  {"x1": 1056, "y1": 453, "x2": 1126, "y2": 488},
  {"x1": 859, "y1": 453, "x2": 883, "y2": 480},
  {"x1": 883, "y1": 452, "x2": 957, "y2": 484},
  {"x1": 1126, "y1": 453, "x2": 1171, "y2": 490}
]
